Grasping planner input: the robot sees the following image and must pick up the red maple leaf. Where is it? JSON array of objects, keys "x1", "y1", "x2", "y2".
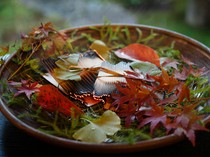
[
  {"x1": 181, "y1": 55, "x2": 195, "y2": 66},
  {"x1": 161, "y1": 57, "x2": 179, "y2": 70},
  {"x1": 174, "y1": 58, "x2": 209, "y2": 81},
  {"x1": 157, "y1": 68, "x2": 180, "y2": 92},
  {"x1": 174, "y1": 66, "x2": 189, "y2": 81},
  {"x1": 138, "y1": 103, "x2": 169, "y2": 135},
  {"x1": 9, "y1": 79, "x2": 40, "y2": 99},
  {"x1": 177, "y1": 83, "x2": 190, "y2": 105},
  {"x1": 169, "y1": 104, "x2": 209, "y2": 146},
  {"x1": 111, "y1": 78, "x2": 157, "y2": 126},
  {"x1": 189, "y1": 66, "x2": 209, "y2": 77},
  {"x1": 111, "y1": 67, "x2": 209, "y2": 145},
  {"x1": 112, "y1": 78, "x2": 155, "y2": 108}
]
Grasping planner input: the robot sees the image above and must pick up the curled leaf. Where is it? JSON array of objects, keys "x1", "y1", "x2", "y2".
[
  {"x1": 56, "y1": 54, "x2": 80, "y2": 69},
  {"x1": 130, "y1": 61, "x2": 161, "y2": 75},
  {"x1": 90, "y1": 40, "x2": 110, "y2": 60},
  {"x1": 114, "y1": 43, "x2": 160, "y2": 67}
]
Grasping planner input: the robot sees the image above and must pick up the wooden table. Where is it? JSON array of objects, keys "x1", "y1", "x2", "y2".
[{"x1": 0, "y1": 112, "x2": 210, "y2": 157}]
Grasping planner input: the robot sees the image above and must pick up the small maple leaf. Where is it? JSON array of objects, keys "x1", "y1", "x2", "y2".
[
  {"x1": 181, "y1": 55, "x2": 195, "y2": 66},
  {"x1": 174, "y1": 66, "x2": 189, "y2": 81},
  {"x1": 170, "y1": 104, "x2": 209, "y2": 146},
  {"x1": 152, "y1": 68, "x2": 179, "y2": 93},
  {"x1": 174, "y1": 56, "x2": 209, "y2": 81},
  {"x1": 138, "y1": 103, "x2": 168, "y2": 134},
  {"x1": 177, "y1": 83, "x2": 190, "y2": 105},
  {"x1": 189, "y1": 66, "x2": 209, "y2": 77},
  {"x1": 160, "y1": 57, "x2": 179, "y2": 70},
  {"x1": 38, "y1": 22, "x2": 55, "y2": 37},
  {"x1": 112, "y1": 78, "x2": 153, "y2": 108},
  {"x1": 9, "y1": 79, "x2": 40, "y2": 99},
  {"x1": 111, "y1": 78, "x2": 156, "y2": 127},
  {"x1": 114, "y1": 102, "x2": 140, "y2": 127}
]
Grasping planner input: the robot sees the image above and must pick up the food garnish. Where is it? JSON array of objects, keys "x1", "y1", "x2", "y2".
[{"x1": 0, "y1": 22, "x2": 209, "y2": 146}]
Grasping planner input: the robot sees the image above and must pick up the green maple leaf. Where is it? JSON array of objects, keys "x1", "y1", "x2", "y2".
[
  {"x1": 54, "y1": 68, "x2": 82, "y2": 81},
  {"x1": 73, "y1": 110, "x2": 121, "y2": 143},
  {"x1": 53, "y1": 54, "x2": 82, "y2": 80}
]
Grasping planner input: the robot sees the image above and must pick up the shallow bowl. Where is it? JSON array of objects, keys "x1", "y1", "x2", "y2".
[{"x1": 0, "y1": 24, "x2": 209, "y2": 153}]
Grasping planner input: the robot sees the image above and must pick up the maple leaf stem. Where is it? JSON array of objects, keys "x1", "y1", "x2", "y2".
[
  {"x1": 100, "y1": 67, "x2": 124, "y2": 76},
  {"x1": 8, "y1": 43, "x2": 42, "y2": 80}
]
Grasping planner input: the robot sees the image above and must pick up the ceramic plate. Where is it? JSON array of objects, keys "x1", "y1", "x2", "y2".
[{"x1": 0, "y1": 24, "x2": 209, "y2": 153}]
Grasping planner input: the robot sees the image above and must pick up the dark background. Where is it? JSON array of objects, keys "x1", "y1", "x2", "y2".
[{"x1": 0, "y1": 0, "x2": 210, "y2": 47}]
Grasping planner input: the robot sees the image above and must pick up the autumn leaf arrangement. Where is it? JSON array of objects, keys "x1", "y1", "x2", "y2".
[{"x1": 0, "y1": 22, "x2": 210, "y2": 146}]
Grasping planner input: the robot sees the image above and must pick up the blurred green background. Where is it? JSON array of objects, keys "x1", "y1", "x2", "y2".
[{"x1": 0, "y1": 0, "x2": 210, "y2": 47}]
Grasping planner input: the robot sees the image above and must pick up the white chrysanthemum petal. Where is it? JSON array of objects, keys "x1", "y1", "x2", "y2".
[
  {"x1": 100, "y1": 61, "x2": 131, "y2": 75},
  {"x1": 94, "y1": 77, "x2": 126, "y2": 95},
  {"x1": 78, "y1": 57, "x2": 103, "y2": 68},
  {"x1": 94, "y1": 61, "x2": 131, "y2": 95}
]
